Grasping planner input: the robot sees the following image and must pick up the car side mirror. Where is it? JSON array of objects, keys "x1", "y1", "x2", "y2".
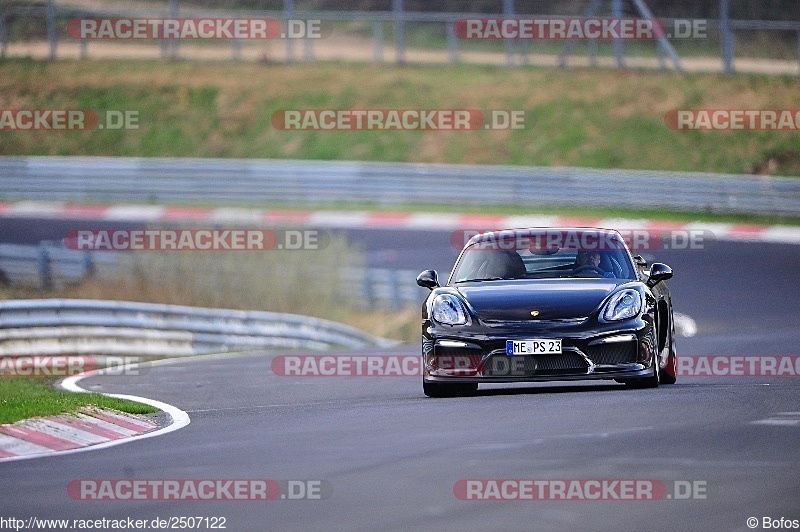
[
  {"x1": 646, "y1": 263, "x2": 673, "y2": 287},
  {"x1": 416, "y1": 269, "x2": 439, "y2": 289},
  {"x1": 633, "y1": 255, "x2": 647, "y2": 267}
]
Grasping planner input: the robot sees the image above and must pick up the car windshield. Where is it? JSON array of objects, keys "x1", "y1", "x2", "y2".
[{"x1": 450, "y1": 232, "x2": 637, "y2": 282}]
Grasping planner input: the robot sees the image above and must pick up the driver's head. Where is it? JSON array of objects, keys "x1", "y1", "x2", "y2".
[{"x1": 576, "y1": 250, "x2": 601, "y2": 266}]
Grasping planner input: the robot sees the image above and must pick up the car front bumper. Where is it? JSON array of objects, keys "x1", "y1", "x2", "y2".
[{"x1": 422, "y1": 316, "x2": 656, "y2": 384}]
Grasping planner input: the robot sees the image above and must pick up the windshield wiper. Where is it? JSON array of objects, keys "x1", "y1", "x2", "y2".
[{"x1": 455, "y1": 276, "x2": 509, "y2": 283}]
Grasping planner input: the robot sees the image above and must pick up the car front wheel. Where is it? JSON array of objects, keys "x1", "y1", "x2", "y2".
[
  {"x1": 659, "y1": 319, "x2": 678, "y2": 385},
  {"x1": 633, "y1": 356, "x2": 660, "y2": 388}
]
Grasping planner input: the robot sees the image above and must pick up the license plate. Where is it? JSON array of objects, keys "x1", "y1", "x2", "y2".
[{"x1": 506, "y1": 339, "x2": 562, "y2": 355}]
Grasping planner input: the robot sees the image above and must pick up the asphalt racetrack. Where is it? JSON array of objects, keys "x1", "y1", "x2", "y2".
[{"x1": 1, "y1": 221, "x2": 799, "y2": 531}]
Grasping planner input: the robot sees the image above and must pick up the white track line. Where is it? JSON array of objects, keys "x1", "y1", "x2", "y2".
[{"x1": 751, "y1": 412, "x2": 800, "y2": 427}]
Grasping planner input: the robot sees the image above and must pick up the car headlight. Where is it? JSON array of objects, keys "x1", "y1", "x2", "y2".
[
  {"x1": 431, "y1": 294, "x2": 468, "y2": 326},
  {"x1": 602, "y1": 289, "x2": 642, "y2": 321}
]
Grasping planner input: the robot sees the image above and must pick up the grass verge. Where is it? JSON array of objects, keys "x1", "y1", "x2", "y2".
[
  {"x1": 0, "y1": 59, "x2": 798, "y2": 176},
  {"x1": 0, "y1": 376, "x2": 157, "y2": 425}
]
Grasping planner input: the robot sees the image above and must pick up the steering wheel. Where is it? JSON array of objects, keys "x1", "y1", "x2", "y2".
[{"x1": 573, "y1": 265, "x2": 606, "y2": 276}]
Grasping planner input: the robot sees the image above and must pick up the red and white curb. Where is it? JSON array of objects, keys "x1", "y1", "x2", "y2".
[
  {"x1": 0, "y1": 407, "x2": 157, "y2": 460},
  {"x1": 0, "y1": 373, "x2": 190, "y2": 463},
  {"x1": 1, "y1": 201, "x2": 799, "y2": 245}
]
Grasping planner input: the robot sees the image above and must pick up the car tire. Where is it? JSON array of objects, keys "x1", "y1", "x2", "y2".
[
  {"x1": 659, "y1": 319, "x2": 677, "y2": 385},
  {"x1": 622, "y1": 361, "x2": 660, "y2": 389},
  {"x1": 660, "y1": 366, "x2": 677, "y2": 385},
  {"x1": 638, "y1": 359, "x2": 660, "y2": 388},
  {"x1": 423, "y1": 381, "x2": 478, "y2": 398}
]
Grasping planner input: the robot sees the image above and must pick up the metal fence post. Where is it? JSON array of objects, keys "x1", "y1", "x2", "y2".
[
  {"x1": 446, "y1": 16, "x2": 458, "y2": 63},
  {"x1": 720, "y1": 0, "x2": 733, "y2": 73},
  {"x1": 82, "y1": 251, "x2": 95, "y2": 278},
  {"x1": 46, "y1": 0, "x2": 56, "y2": 60},
  {"x1": 611, "y1": 0, "x2": 624, "y2": 68},
  {"x1": 285, "y1": 0, "x2": 295, "y2": 64},
  {"x1": 630, "y1": 0, "x2": 683, "y2": 71},
  {"x1": 0, "y1": 16, "x2": 7, "y2": 58},
  {"x1": 588, "y1": 40, "x2": 598, "y2": 66},
  {"x1": 796, "y1": 31, "x2": 800, "y2": 75},
  {"x1": 558, "y1": 0, "x2": 602, "y2": 68},
  {"x1": 168, "y1": 0, "x2": 178, "y2": 59},
  {"x1": 362, "y1": 270, "x2": 376, "y2": 311},
  {"x1": 79, "y1": 13, "x2": 88, "y2": 60},
  {"x1": 503, "y1": 0, "x2": 514, "y2": 67},
  {"x1": 393, "y1": 0, "x2": 405, "y2": 64},
  {"x1": 389, "y1": 273, "x2": 401, "y2": 310},
  {"x1": 38, "y1": 245, "x2": 52, "y2": 290},
  {"x1": 374, "y1": 18, "x2": 384, "y2": 63}
]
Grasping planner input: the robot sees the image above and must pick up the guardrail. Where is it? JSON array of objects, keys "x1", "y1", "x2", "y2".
[
  {"x1": 0, "y1": 242, "x2": 99, "y2": 289},
  {"x1": 342, "y1": 267, "x2": 428, "y2": 310},
  {"x1": 1, "y1": 156, "x2": 798, "y2": 216},
  {"x1": 0, "y1": 299, "x2": 395, "y2": 357}
]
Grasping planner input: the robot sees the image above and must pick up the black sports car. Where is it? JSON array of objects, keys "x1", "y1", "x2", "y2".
[{"x1": 417, "y1": 227, "x2": 677, "y2": 397}]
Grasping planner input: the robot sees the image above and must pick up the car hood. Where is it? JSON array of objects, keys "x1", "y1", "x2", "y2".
[{"x1": 455, "y1": 279, "x2": 623, "y2": 321}]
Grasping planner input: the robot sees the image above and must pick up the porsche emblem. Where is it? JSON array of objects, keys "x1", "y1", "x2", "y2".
[{"x1": 530, "y1": 310, "x2": 540, "y2": 317}]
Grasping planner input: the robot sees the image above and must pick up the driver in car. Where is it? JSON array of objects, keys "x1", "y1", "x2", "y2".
[{"x1": 575, "y1": 250, "x2": 615, "y2": 278}]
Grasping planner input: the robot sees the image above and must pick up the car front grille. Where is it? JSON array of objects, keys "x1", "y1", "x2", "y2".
[
  {"x1": 585, "y1": 341, "x2": 638, "y2": 365},
  {"x1": 481, "y1": 351, "x2": 589, "y2": 377}
]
